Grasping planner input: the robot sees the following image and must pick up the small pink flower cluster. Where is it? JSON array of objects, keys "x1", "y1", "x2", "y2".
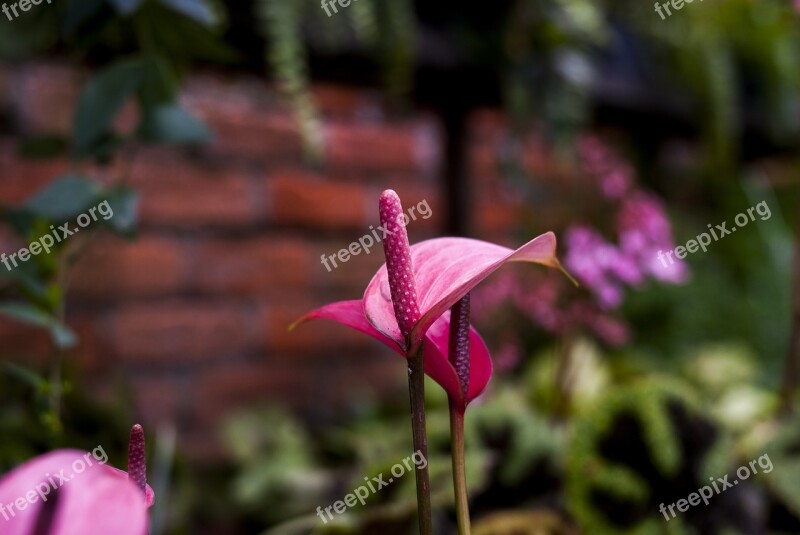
[
  {"x1": 475, "y1": 269, "x2": 631, "y2": 351},
  {"x1": 474, "y1": 135, "x2": 687, "y2": 351},
  {"x1": 564, "y1": 137, "x2": 688, "y2": 309}
]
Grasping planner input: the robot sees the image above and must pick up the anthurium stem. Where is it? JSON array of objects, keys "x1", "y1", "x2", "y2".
[
  {"x1": 449, "y1": 399, "x2": 470, "y2": 535},
  {"x1": 408, "y1": 344, "x2": 433, "y2": 535}
]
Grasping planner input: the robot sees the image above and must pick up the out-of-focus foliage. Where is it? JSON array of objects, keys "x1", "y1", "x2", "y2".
[
  {"x1": 222, "y1": 337, "x2": 800, "y2": 534},
  {"x1": 0, "y1": 0, "x2": 221, "y2": 495}
]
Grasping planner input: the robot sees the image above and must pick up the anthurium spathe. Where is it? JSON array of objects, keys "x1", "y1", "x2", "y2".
[
  {"x1": 298, "y1": 300, "x2": 492, "y2": 408},
  {"x1": 0, "y1": 424, "x2": 154, "y2": 535}
]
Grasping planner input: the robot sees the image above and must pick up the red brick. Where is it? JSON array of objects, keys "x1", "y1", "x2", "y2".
[
  {"x1": 67, "y1": 316, "x2": 111, "y2": 373},
  {"x1": 183, "y1": 77, "x2": 304, "y2": 162},
  {"x1": 474, "y1": 201, "x2": 524, "y2": 241},
  {"x1": 265, "y1": 301, "x2": 377, "y2": 354},
  {"x1": 469, "y1": 109, "x2": 507, "y2": 143},
  {"x1": 325, "y1": 120, "x2": 441, "y2": 176},
  {"x1": 131, "y1": 152, "x2": 260, "y2": 228},
  {"x1": 71, "y1": 237, "x2": 189, "y2": 298},
  {"x1": 0, "y1": 144, "x2": 67, "y2": 206},
  {"x1": 470, "y1": 143, "x2": 501, "y2": 187},
  {"x1": 0, "y1": 317, "x2": 51, "y2": 365},
  {"x1": 110, "y1": 302, "x2": 258, "y2": 363},
  {"x1": 313, "y1": 84, "x2": 381, "y2": 118},
  {"x1": 10, "y1": 63, "x2": 80, "y2": 135},
  {"x1": 268, "y1": 169, "x2": 368, "y2": 229},
  {"x1": 130, "y1": 376, "x2": 186, "y2": 427},
  {"x1": 195, "y1": 360, "x2": 309, "y2": 425},
  {"x1": 195, "y1": 237, "x2": 311, "y2": 295},
  {"x1": 364, "y1": 184, "x2": 442, "y2": 231},
  {"x1": 319, "y1": 239, "x2": 385, "y2": 296}
]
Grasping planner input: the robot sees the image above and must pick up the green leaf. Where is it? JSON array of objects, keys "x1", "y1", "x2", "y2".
[
  {"x1": 107, "y1": 0, "x2": 144, "y2": 15},
  {"x1": 103, "y1": 187, "x2": 140, "y2": 236},
  {"x1": 0, "y1": 303, "x2": 77, "y2": 349},
  {"x1": 138, "y1": 103, "x2": 213, "y2": 144},
  {"x1": 0, "y1": 362, "x2": 45, "y2": 390},
  {"x1": 139, "y1": 54, "x2": 178, "y2": 108},
  {"x1": 24, "y1": 176, "x2": 101, "y2": 221},
  {"x1": 73, "y1": 58, "x2": 144, "y2": 157},
  {"x1": 159, "y1": 0, "x2": 217, "y2": 27}
]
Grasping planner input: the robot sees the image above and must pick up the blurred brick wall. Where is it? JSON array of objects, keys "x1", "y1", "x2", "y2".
[{"x1": 0, "y1": 62, "x2": 522, "y2": 459}]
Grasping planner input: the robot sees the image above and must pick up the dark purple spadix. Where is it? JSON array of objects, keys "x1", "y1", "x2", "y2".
[
  {"x1": 448, "y1": 294, "x2": 471, "y2": 400},
  {"x1": 127, "y1": 424, "x2": 147, "y2": 494},
  {"x1": 379, "y1": 190, "x2": 421, "y2": 341}
]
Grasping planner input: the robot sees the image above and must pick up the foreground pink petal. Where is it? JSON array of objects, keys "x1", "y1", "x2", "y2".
[
  {"x1": 364, "y1": 234, "x2": 563, "y2": 349},
  {"x1": 0, "y1": 450, "x2": 153, "y2": 535},
  {"x1": 294, "y1": 301, "x2": 491, "y2": 406}
]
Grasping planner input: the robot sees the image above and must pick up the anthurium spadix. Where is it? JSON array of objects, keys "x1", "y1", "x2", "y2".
[
  {"x1": 295, "y1": 194, "x2": 565, "y2": 410},
  {"x1": 0, "y1": 424, "x2": 154, "y2": 535}
]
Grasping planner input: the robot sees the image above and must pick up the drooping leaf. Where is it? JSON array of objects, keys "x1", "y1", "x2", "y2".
[
  {"x1": 0, "y1": 362, "x2": 45, "y2": 390},
  {"x1": 102, "y1": 187, "x2": 140, "y2": 236},
  {"x1": 137, "y1": 103, "x2": 212, "y2": 144},
  {"x1": 0, "y1": 303, "x2": 77, "y2": 349},
  {"x1": 24, "y1": 176, "x2": 101, "y2": 222},
  {"x1": 73, "y1": 58, "x2": 144, "y2": 157},
  {"x1": 138, "y1": 54, "x2": 178, "y2": 108},
  {"x1": 159, "y1": 0, "x2": 217, "y2": 27}
]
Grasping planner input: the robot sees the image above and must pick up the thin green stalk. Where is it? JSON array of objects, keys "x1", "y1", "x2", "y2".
[
  {"x1": 449, "y1": 399, "x2": 470, "y2": 535},
  {"x1": 408, "y1": 344, "x2": 433, "y2": 535}
]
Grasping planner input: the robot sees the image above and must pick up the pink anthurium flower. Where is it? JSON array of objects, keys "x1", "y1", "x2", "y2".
[
  {"x1": 295, "y1": 190, "x2": 567, "y2": 411},
  {"x1": 0, "y1": 424, "x2": 154, "y2": 535},
  {"x1": 296, "y1": 190, "x2": 569, "y2": 535}
]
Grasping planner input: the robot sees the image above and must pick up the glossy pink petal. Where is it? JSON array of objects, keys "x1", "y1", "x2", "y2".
[
  {"x1": 424, "y1": 310, "x2": 492, "y2": 408},
  {"x1": 294, "y1": 301, "x2": 492, "y2": 406},
  {"x1": 293, "y1": 300, "x2": 400, "y2": 352},
  {"x1": 364, "y1": 234, "x2": 564, "y2": 349},
  {"x1": 0, "y1": 450, "x2": 154, "y2": 535}
]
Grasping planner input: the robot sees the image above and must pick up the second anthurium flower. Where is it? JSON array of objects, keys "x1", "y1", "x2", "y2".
[{"x1": 0, "y1": 424, "x2": 154, "y2": 535}]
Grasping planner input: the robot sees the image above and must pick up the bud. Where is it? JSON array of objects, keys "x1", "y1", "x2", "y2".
[
  {"x1": 127, "y1": 424, "x2": 147, "y2": 494},
  {"x1": 448, "y1": 294, "x2": 471, "y2": 399}
]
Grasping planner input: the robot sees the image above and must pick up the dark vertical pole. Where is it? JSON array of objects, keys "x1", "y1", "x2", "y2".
[{"x1": 443, "y1": 103, "x2": 469, "y2": 237}]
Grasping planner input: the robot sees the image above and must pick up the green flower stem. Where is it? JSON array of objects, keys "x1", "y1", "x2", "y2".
[
  {"x1": 449, "y1": 399, "x2": 470, "y2": 535},
  {"x1": 408, "y1": 344, "x2": 433, "y2": 535}
]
